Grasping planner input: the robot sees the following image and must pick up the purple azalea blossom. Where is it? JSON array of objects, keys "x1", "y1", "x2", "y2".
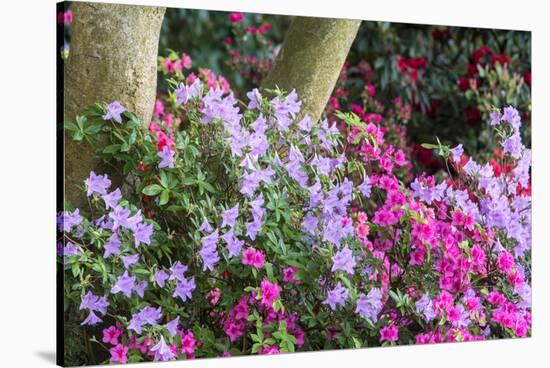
[
  {"x1": 158, "y1": 146, "x2": 175, "y2": 169},
  {"x1": 103, "y1": 233, "x2": 122, "y2": 258},
  {"x1": 102, "y1": 188, "x2": 122, "y2": 210},
  {"x1": 358, "y1": 176, "x2": 372, "y2": 198},
  {"x1": 121, "y1": 254, "x2": 139, "y2": 269},
  {"x1": 489, "y1": 110, "x2": 502, "y2": 126},
  {"x1": 165, "y1": 316, "x2": 180, "y2": 337},
  {"x1": 331, "y1": 246, "x2": 356, "y2": 274},
  {"x1": 302, "y1": 212, "x2": 318, "y2": 234},
  {"x1": 247, "y1": 88, "x2": 263, "y2": 110},
  {"x1": 415, "y1": 294, "x2": 436, "y2": 322},
  {"x1": 169, "y1": 261, "x2": 189, "y2": 282},
  {"x1": 355, "y1": 288, "x2": 383, "y2": 321},
  {"x1": 81, "y1": 310, "x2": 103, "y2": 326},
  {"x1": 199, "y1": 219, "x2": 213, "y2": 233},
  {"x1": 154, "y1": 269, "x2": 169, "y2": 288},
  {"x1": 502, "y1": 105, "x2": 521, "y2": 131},
  {"x1": 134, "y1": 280, "x2": 148, "y2": 298},
  {"x1": 175, "y1": 79, "x2": 202, "y2": 106},
  {"x1": 85, "y1": 172, "x2": 111, "y2": 196},
  {"x1": 221, "y1": 204, "x2": 240, "y2": 228},
  {"x1": 80, "y1": 291, "x2": 110, "y2": 315},
  {"x1": 150, "y1": 336, "x2": 175, "y2": 361},
  {"x1": 109, "y1": 205, "x2": 131, "y2": 230},
  {"x1": 200, "y1": 229, "x2": 220, "y2": 271},
  {"x1": 450, "y1": 144, "x2": 464, "y2": 163},
  {"x1": 57, "y1": 209, "x2": 83, "y2": 232},
  {"x1": 127, "y1": 306, "x2": 163, "y2": 334},
  {"x1": 323, "y1": 283, "x2": 349, "y2": 310},
  {"x1": 133, "y1": 222, "x2": 153, "y2": 247},
  {"x1": 111, "y1": 271, "x2": 136, "y2": 298},
  {"x1": 103, "y1": 101, "x2": 126, "y2": 124},
  {"x1": 222, "y1": 228, "x2": 244, "y2": 257},
  {"x1": 173, "y1": 277, "x2": 196, "y2": 302},
  {"x1": 502, "y1": 133, "x2": 524, "y2": 159}
]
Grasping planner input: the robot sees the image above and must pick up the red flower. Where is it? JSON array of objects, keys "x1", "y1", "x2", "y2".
[
  {"x1": 408, "y1": 57, "x2": 427, "y2": 70},
  {"x1": 491, "y1": 53, "x2": 509, "y2": 67},
  {"x1": 228, "y1": 12, "x2": 244, "y2": 23},
  {"x1": 465, "y1": 107, "x2": 481, "y2": 127},
  {"x1": 472, "y1": 45, "x2": 493, "y2": 64},
  {"x1": 431, "y1": 28, "x2": 451, "y2": 42},
  {"x1": 523, "y1": 70, "x2": 531, "y2": 88}
]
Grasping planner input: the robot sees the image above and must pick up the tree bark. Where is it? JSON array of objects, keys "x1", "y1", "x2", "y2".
[
  {"x1": 261, "y1": 16, "x2": 361, "y2": 124},
  {"x1": 64, "y1": 2, "x2": 165, "y2": 209}
]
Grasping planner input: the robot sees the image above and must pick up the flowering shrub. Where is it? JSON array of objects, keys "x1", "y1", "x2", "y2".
[{"x1": 61, "y1": 64, "x2": 530, "y2": 364}]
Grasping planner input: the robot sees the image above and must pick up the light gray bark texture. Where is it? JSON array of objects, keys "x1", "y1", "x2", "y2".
[
  {"x1": 261, "y1": 16, "x2": 361, "y2": 124},
  {"x1": 64, "y1": 2, "x2": 165, "y2": 208}
]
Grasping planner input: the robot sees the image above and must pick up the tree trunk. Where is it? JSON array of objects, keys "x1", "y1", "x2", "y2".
[
  {"x1": 261, "y1": 16, "x2": 361, "y2": 124},
  {"x1": 64, "y1": 2, "x2": 165, "y2": 209}
]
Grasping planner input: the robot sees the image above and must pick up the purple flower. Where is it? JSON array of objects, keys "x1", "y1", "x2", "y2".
[
  {"x1": 298, "y1": 115, "x2": 313, "y2": 133},
  {"x1": 311, "y1": 155, "x2": 332, "y2": 176},
  {"x1": 85, "y1": 172, "x2": 111, "y2": 196},
  {"x1": 134, "y1": 280, "x2": 148, "y2": 298},
  {"x1": 154, "y1": 269, "x2": 169, "y2": 288},
  {"x1": 103, "y1": 101, "x2": 126, "y2": 124},
  {"x1": 128, "y1": 306, "x2": 163, "y2": 334},
  {"x1": 158, "y1": 146, "x2": 175, "y2": 169},
  {"x1": 63, "y1": 242, "x2": 81, "y2": 258},
  {"x1": 81, "y1": 311, "x2": 103, "y2": 326},
  {"x1": 150, "y1": 336, "x2": 175, "y2": 361},
  {"x1": 165, "y1": 316, "x2": 180, "y2": 337},
  {"x1": 502, "y1": 132, "x2": 523, "y2": 159},
  {"x1": 415, "y1": 294, "x2": 436, "y2": 322},
  {"x1": 109, "y1": 205, "x2": 131, "y2": 230},
  {"x1": 200, "y1": 229, "x2": 220, "y2": 271},
  {"x1": 502, "y1": 105, "x2": 521, "y2": 131},
  {"x1": 247, "y1": 88, "x2": 263, "y2": 110},
  {"x1": 169, "y1": 261, "x2": 189, "y2": 282},
  {"x1": 103, "y1": 233, "x2": 122, "y2": 258},
  {"x1": 57, "y1": 209, "x2": 83, "y2": 232},
  {"x1": 302, "y1": 212, "x2": 318, "y2": 234},
  {"x1": 175, "y1": 79, "x2": 202, "y2": 106},
  {"x1": 355, "y1": 288, "x2": 383, "y2": 321},
  {"x1": 450, "y1": 144, "x2": 464, "y2": 163},
  {"x1": 489, "y1": 110, "x2": 502, "y2": 126},
  {"x1": 102, "y1": 188, "x2": 122, "y2": 210},
  {"x1": 121, "y1": 254, "x2": 139, "y2": 269},
  {"x1": 410, "y1": 179, "x2": 447, "y2": 204},
  {"x1": 80, "y1": 291, "x2": 109, "y2": 315},
  {"x1": 199, "y1": 219, "x2": 213, "y2": 233},
  {"x1": 323, "y1": 283, "x2": 348, "y2": 310},
  {"x1": 358, "y1": 176, "x2": 372, "y2": 198},
  {"x1": 222, "y1": 228, "x2": 244, "y2": 257},
  {"x1": 271, "y1": 89, "x2": 301, "y2": 132},
  {"x1": 111, "y1": 271, "x2": 136, "y2": 298},
  {"x1": 201, "y1": 89, "x2": 242, "y2": 125},
  {"x1": 173, "y1": 277, "x2": 196, "y2": 302},
  {"x1": 133, "y1": 222, "x2": 153, "y2": 247},
  {"x1": 221, "y1": 204, "x2": 240, "y2": 228},
  {"x1": 331, "y1": 246, "x2": 356, "y2": 274}
]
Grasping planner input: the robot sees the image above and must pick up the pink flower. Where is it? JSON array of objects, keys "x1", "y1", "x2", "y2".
[
  {"x1": 355, "y1": 223, "x2": 370, "y2": 239},
  {"x1": 282, "y1": 266, "x2": 297, "y2": 283},
  {"x1": 181, "y1": 53, "x2": 192, "y2": 69},
  {"x1": 102, "y1": 325, "x2": 122, "y2": 345},
  {"x1": 497, "y1": 251, "x2": 515, "y2": 274},
  {"x1": 380, "y1": 324, "x2": 399, "y2": 342},
  {"x1": 208, "y1": 288, "x2": 221, "y2": 305},
  {"x1": 109, "y1": 344, "x2": 129, "y2": 364},
  {"x1": 357, "y1": 212, "x2": 368, "y2": 224},
  {"x1": 180, "y1": 330, "x2": 196, "y2": 355},
  {"x1": 260, "y1": 279, "x2": 280, "y2": 307},
  {"x1": 229, "y1": 12, "x2": 244, "y2": 23},
  {"x1": 259, "y1": 345, "x2": 280, "y2": 354},
  {"x1": 241, "y1": 248, "x2": 265, "y2": 269}
]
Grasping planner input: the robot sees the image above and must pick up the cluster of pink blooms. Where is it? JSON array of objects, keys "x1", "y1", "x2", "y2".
[{"x1": 57, "y1": 10, "x2": 73, "y2": 26}]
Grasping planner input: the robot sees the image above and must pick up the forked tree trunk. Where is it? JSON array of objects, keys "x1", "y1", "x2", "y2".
[
  {"x1": 261, "y1": 16, "x2": 361, "y2": 123},
  {"x1": 64, "y1": 2, "x2": 165, "y2": 209}
]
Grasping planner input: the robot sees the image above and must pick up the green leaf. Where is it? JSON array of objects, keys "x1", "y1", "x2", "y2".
[
  {"x1": 159, "y1": 189, "x2": 170, "y2": 206},
  {"x1": 142, "y1": 184, "x2": 163, "y2": 196}
]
